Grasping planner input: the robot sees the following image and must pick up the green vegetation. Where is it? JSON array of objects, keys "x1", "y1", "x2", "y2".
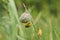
[{"x1": 0, "y1": 0, "x2": 60, "y2": 40}]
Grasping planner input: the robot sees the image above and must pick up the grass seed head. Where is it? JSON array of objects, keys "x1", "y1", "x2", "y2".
[{"x1": 20, "y1": 11, "x2": 32, "y2": 23}]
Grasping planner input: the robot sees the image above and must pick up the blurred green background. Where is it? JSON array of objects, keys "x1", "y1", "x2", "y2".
[{"x1": 0, "y1": 0, "x2": 60, "y2": 40}]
